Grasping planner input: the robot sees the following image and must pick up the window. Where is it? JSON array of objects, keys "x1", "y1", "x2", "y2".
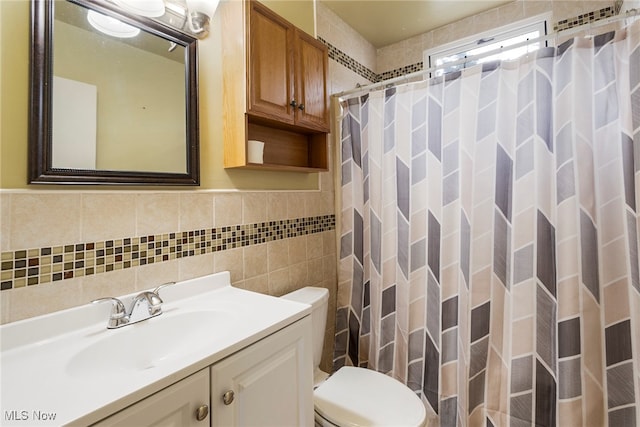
[{"x1": 425, "y1": 16, "x2": 549, "y2": 77}]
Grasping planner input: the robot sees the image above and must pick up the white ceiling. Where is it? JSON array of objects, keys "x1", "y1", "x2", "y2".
[{"x1": 320, "y1": 0, "x2": 514, "y2": 48}]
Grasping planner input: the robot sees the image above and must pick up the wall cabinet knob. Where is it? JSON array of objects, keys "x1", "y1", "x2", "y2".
[
  {"x1": 195, "y1": 405, "x2": 209, "y2": 421},
  {"x1": 289, "y1": 100, "x2": 298, "y2": 108},
  {"x1": 222, "y1": 390, "x2": 235, "y2": 405},
  {"x1": 298, "y1": 104, "x2": 305, "y2": 111}
]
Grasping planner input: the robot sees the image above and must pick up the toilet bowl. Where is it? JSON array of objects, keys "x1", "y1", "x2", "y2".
[{"x1": 282, "y1": 287, "x2": 426, "y2": 427}]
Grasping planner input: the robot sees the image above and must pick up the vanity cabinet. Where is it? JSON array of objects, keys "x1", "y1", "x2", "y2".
[
  {"x1": 210, "y1": 315, "x2": 313, "y2": 426},
  {"x1": 92, "y1": 370, "x2": 210, "y2": 427},
  {"x1": 91, "y1": 318, "x2": 313, "y2": 427},
  {"x1": 222, "y1": 0, "x2": 329, "y2": 172}
]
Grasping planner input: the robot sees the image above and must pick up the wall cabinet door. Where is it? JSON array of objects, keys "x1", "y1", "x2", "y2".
[
  {"x1": 210, "y1": 317, "x2": 314, "y2": 427},
  {"x1": 92, "y1": 370, "x2": 210, "y2": 427},
  {"x1": 294, "y1": 30, "x2": 329, "y2": 131},
  {"x1": 247, "y1": 0, "x2": 329, "y2": 132},
  {"x1": 247, "y1": 0, "x2": 295, "y2": 124}
]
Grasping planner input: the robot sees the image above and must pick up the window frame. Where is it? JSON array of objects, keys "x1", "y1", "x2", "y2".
[{"x1": 424, "y1": 13, "x2": 551, "y2": 77}]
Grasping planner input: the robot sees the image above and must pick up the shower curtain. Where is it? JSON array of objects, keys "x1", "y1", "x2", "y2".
[{"x1": 335, "y1": 20, "x2": 640, "y2": 427}]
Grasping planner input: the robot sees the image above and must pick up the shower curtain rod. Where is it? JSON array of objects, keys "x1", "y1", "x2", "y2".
[{"x1": 334, "y1": 8, "x2": 639, "y2": 99}]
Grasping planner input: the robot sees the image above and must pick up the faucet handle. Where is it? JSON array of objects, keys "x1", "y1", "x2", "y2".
[
  {"x1": 92, "y1": 297, "x2": 128, "y2": 328},
  {"x1": 153, "y1": 281, "x2": 175, "y2": 296}
]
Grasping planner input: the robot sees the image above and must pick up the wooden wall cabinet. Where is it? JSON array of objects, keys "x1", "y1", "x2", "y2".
[{"x1": 222, "y1": 0, "x2": 329, "y2": 172}]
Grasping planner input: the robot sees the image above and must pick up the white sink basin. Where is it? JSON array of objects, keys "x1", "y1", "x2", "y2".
[
  {"x1": 0, "y1": 271, "x2": 312, "y2": 426},
  {"x1": 66, "y1": 310, "x2": 234, "y2": 377}
]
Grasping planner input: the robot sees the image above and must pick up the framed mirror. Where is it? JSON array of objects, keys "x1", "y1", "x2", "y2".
[{"x1": 29, "y1": 0, "x2": 200, "y2": 185}]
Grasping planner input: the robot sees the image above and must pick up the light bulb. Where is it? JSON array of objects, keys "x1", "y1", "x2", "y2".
[{"x1": 87, "y1": 10, "x2": 140, "y2": 38}]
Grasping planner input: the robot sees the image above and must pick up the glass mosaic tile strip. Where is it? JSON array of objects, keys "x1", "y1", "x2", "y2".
[
  {"x1": 554, "y1": 6, "x2": 617, "y2": 32},
  {"x1": 319, "y1": 37, "x2": 379, "y2": 83},
  {"x1": 0, "y1": 214, "x2": 336, "y2": 291}
]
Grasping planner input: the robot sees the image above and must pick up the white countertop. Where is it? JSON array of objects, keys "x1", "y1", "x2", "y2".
[{"x1": 0, "y1": 272, "x2": 311, "y2": 426}]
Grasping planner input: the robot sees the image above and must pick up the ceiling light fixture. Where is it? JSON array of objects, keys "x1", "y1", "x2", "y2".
[{"x1": 87, "y1": 10, "x2": 140, "y2": 38}]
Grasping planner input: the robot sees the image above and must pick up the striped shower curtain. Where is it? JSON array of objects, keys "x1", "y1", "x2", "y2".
[{"x1": 335, "y1": 20, "x2": 640, "y2": 427}]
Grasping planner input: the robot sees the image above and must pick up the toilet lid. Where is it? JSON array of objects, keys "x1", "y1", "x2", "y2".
[{"x1": 314, "y1": 367, "x2": 426, "y2": 427}]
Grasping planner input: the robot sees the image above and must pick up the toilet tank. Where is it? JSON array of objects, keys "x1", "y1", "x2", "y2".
[{"x1": 281, "y1": 287, "x2": 329, "y2": 370}]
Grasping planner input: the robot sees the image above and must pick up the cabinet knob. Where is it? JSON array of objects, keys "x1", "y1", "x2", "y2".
[
  {"x1": 298, "y1": 103, "x2": 305, "y2": 111},
  {"x1": 289, "y1": 100, "x2": 298, "y2": 108},
  {"x1": 222, "y1": 390, "x2": 235, "y2": 405},
  {"x1": 195, "y1": 405, "x2": 209, "y2": 421}
]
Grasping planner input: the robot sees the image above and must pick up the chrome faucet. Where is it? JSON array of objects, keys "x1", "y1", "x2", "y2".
[{"x1": 93, "y1": 282, "x2": 175, "y2": 329}]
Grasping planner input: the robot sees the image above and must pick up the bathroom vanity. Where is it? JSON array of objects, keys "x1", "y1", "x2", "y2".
[{"x1": 0, "y1": 272, "x2": 314, "y2": 426}]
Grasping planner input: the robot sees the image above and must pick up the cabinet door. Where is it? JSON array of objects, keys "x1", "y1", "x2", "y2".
[
  {"x1": 210, "y1": 317, "x2": 313, "y2": 427},
  {"x1": 294, "y1": 30, "x2": 330, "y2": 132},
  {"x1": 247, "y1": 1, "x2": 295, "y2": 124},
  {"x1": 92, "y1": 370, "x2": 210, "y2": 427}
]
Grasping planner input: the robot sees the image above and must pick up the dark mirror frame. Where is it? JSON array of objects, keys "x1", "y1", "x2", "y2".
[{"x1": 29, "y1": 0, "x2": 200, "y2": 185}]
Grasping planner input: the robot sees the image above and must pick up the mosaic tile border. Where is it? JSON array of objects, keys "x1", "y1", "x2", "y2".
[
  {"x1": 553, "y1": 5, "x2": 618, "y2": 32},
  {"x1": 0, "y1": 215, "x2": 336, "y2": 291},
  {"x1": 320, "y1": 5, "x2": 621, "y2": 84},
  {"x1": 319, "y1": 36, "x2": 379, "y2": 83}
]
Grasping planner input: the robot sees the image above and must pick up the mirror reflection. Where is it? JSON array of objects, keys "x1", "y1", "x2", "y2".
[
  {"x1": 54, "y1": 1, "x2": 187, "y2": 173},
  {"x1": 29, "y1": 0, "x2": 199, "y2": 185}
]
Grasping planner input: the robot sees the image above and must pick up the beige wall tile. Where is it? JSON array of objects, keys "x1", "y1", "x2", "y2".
[
  {"x1": 268, "y1": 267, "x2": 291, "y2": 296},
  {"x1": 474, "y1": 8, "x2": 500, "y2": 34},
  {"x1": 322, "y1": 254, "x2": 337, "y2": 286},
  {"x1": 5, "y1": 277, "x2": 84, "y2": 322},
  {"x1": 289, "y1": 235, "x2": 307, "y2": 264},
  {"x1": 214, "y1": 247, "x2": 243, "y2": 284},
  {"x1": 82, "y1": 193, "x2": 137, "y2": 243},
  {"x1": 214, "y1": 193, "x2": 242, "y2": 227},
  {"x1": 242, "y1": 192, "x2": 268, "y2": 224},
  {"x1": 10, "y1": 193, "x2": 82, "y2": 249},
  {"x1": 287, "y1": 193, "x2": 306, "y2": 219},
  {"x1": 243, "y1": 243, "x2": 268, "y2": 279},
  {"x1": 237, "y1": 273, "x2": 269, "y2": 295},
  {"x1": 134, "y1": 258, "x2": 180, "y2": 291},
  {"x1": 180, "y1": 192, "x2": 214, "y2": 231},
  {"x1": 0, "y1": 290, "x2": 10, "y2": 324},
  {"x1": 81, "y1": 269, "x2": 137, "y2": 303},
  {"x1": 178, "y1": 253, "x2": 215, "y2": 281},
  {"x1": 136, "y1": 193, "x2": 180, "y2": 237},
  {"x1": 289, "y1": 261, "x2": 309, "y2": 288},
  {"x1": 268, "y1": 239, "x2": 289, "y2": 271},
  {"x1": 322, "y1": 229, "x2": 336, "y2": 257},
  {"x1": 1, "y1": 193, "x2": 12, "y2": 251},
  {"x1": 498, "y1": 1, "x2": 526, "y2": 24},
  {"x1": 307, "y1": 233, "x2": 323, "y2": 260},
  {"x1": 308, "y1": 258, "x2": 323, "y2": 285},
  {"x1": 267, "y1": 193, "x2": 287, "y2": 221}
]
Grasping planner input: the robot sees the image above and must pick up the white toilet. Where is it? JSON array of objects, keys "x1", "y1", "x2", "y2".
[{"x1": 282, "y1": 287, "x2": 427, "y2": 427}]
